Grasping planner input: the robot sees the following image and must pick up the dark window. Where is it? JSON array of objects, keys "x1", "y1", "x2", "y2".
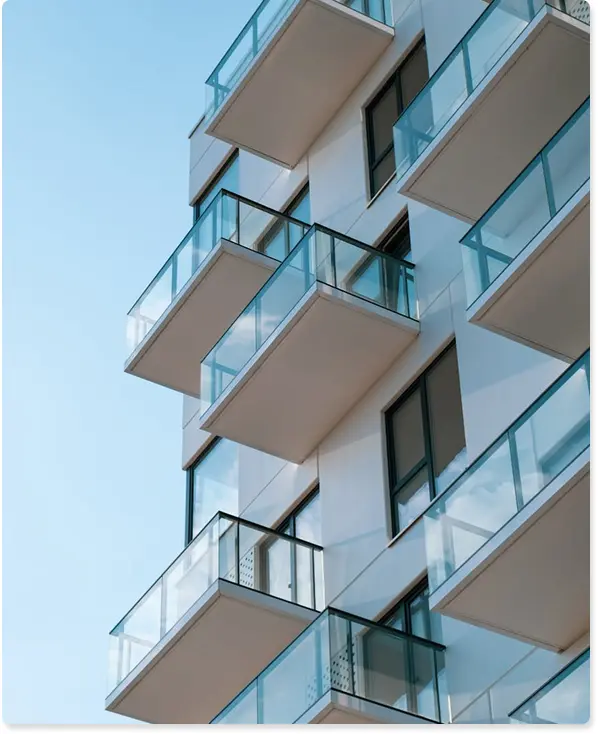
[
  {"x1": 366, "y1": 39, "x2": 428, "y2": 197},
  {"x1": 258, "y1": 184, "x2": 311, "y2": 261},
  {"x1": 192, "y1": 150, "x2": 239, "y2": 222},
  {"x1": 185, "y1": 437, "x2": 239, "y2": 543},
  {"x1": 380, "y1": 214, "x2": 412, "y2": 262},
  {"x1": 386, "y1": 342, "x2": 466, "y2": 534}
]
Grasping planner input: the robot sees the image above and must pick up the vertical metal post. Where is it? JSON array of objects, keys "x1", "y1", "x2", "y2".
[
  {"x1": 159, "y1": 576, "x2": 168, "y2": 638},
  {"x1": 508, "y1": 431, "x2": 526, "y2": 512},
  {"x1": 346, "y1": 618, "x2": 356, "y2": 695},
  {"x1": 235, "y1": 519, "x2": 241, "y2": 586},
  {"x1": 541, "y1": 150, "x2": 558, "y2": 218},
  {"x1": 462, "y1": 45, "x2": 474, "y2": 96}
]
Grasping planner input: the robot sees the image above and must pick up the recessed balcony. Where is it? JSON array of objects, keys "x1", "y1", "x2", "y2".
[
  {"x1": 424, "y1": 352, "x2": 590, "y2": 652},
  {"x1": 125, "y1": 191, "x2": 309, "y2": 396},
  {"x1": 199, "y1": 225, "x2": 419, "y2": 463},
  {"x1": 212, "y1": 608, "x2": 449, "y2": 724},
  {"x1": 461, "y1": 98, "x2": 589, "y2": 361},
  {"x1": 393, "y1": 0, "x2": 589, "y2": 222},
  {"x1": 509, "y1": 648, "x2": 590, "y2": 724},
  {"x1": 203, "y1": 0, "x2": 394, "y2": 168},
  {"x1": 106, "y1": 512, "x2": 324, "y2": 723}
]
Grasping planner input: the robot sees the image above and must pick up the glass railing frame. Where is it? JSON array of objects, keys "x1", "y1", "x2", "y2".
[
  {"x1": 204, "y1": 0, "x2": 393, "y2": 124},
  {"x1": 460, "y1": 96, "x2": 590, "y2": 307},
  {"x1": 423, "y1": 349, "x2": 590, "y2": 594},
  {"x1": 212, "y1": 606, "x2": 447, "y2": 724},
  {"x1": 108, "y1": 510, "x2": 325, "y2": 694},
  {"x1": 392, "y1": 0, "x2": 589, "y2": 182},
  {"x1": 508, "y1": 648, "x2": 590, "y2": 724},
  {"x1": 200, "y1": 222, "x2": 417, "y2": 408},
  {"x1": 126, "y1": 189, "x2": 310, "y2": 357}
]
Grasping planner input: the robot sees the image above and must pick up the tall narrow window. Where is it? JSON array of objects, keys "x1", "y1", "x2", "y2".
[
  {"x1": 263, "y1": 488, "x2": 321, "y2": 608},
  {"x1": 186, "y1": 437, "x2": 239, "y2": 542},
  {"x1": 379, "y1": 580, "x2": 444, "y2": 721},
  {"x1": 386, "y1": 342, "x2": 466, "y2": 533},
  {"x1": 192, "y1": 150, "x2": 239, "y2": 222},
  {"x1": 366, "y1": 39, "x2": 428, "y2": 197}
]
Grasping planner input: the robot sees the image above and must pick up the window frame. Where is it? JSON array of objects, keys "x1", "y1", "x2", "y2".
[
  {"x1": 185, "y1": 436, "x2": 237, "y2": 545},
  {"x1": 192, "y1": 149, "x2": 239, "y2": 222},
  {"x1": 256, "y1": 182, "x2": 310, "y2": 260},
  {"x1": 381, "y1": 577, "x2": 433, "y2": 637},
  {"x1": 386, "y1": 340, "x2": 463, "y2": 535},
  {"x1": 365, "y1": 37, "x2": 427, "y2": 198},
  {"x1": 261, "y1": 486, "x2": 321, "y2": 607},
  {"x1": 379, "y1": 213, "x2": 412, "y2": 259},
  {"x1": 275, "y1": 485, "x2": 320, "y2": 540}
]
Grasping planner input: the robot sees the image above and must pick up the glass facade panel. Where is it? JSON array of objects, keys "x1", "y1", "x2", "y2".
[
  {"x1": 461, "y1": 99, "x2": 589, "y2": 306},
  {"x1": 510, "y1": 649, "x2": 590, "y2": 724},
  {"x1": 108, "y1": 513, "x2": 324, "y2": 693},
  {"x1": 191, "y1": 439, "x2": 239, "y2": 538},
  {"x1": 201, "y1": 225, "x2": 416, "y2": 412},
  {"x1": 393, "y1": 0, "x2": 589, "y2": 181},
  {"x1": 204, "y1": 0, "x2": 393, "y2": 122},
  {"x1": 424, "y1": 351, "x2": 589, "y2": 593},
  {"x1": 127, "y1": 191, "x2": 310, "y2": 356},
  {"x1": 213, "y1": 609, "x2": 447, "y2": 724}
]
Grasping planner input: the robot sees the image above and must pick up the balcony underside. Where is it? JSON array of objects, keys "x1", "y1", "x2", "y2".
[
  {"x1": 200, "y1": 283, "x2": 419, "y2": 463},
  {"x1": 301, "y1": 691, "x2": 437, "y2": 725},
  {"x1": 430, "y1": 448, "x2": 589, "y2": 652},
  {"x1": 106, "y1": 580, "x2": 317, "y2": 724},
  {"x1": 205, "y1": 0, "x2": 393, "y2": 168},
  {"x1": 467, "y1": 184, "x2": 589, "y2": 362},
  {"x1": 398, "y1": 8, "x2": 589, "y2": 222},
  {"x1": 125, "y1": 240, "x2": 277, "y2": 397}
]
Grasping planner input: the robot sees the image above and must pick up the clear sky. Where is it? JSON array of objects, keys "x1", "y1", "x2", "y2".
[{"x1": 3, "y1": 0, "x2": 257, "y2": 723}]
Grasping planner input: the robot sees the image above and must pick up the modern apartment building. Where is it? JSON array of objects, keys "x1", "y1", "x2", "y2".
[{"x1": 106, "y1": 0, "x2": 590, "y2": 724}]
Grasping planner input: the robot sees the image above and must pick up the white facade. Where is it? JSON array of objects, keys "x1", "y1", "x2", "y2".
[{"x1": 109, "y1": 0, "x2": 590, "y2": 724}]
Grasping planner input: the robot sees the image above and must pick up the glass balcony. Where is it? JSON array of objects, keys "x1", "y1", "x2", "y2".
[
  {"x1": 424, "y1": 350, "x2": 589, "y2": 596},
  {"x1": 107, "y1": 512, "x2": 324, "y2": 696},
  {"x1": 212, "y1": 609, "x2": 448, "y2": 724},
  {"x1": 204, "y1": 0, "x2": 392, "y2": 124},
  {"x1": 461, "y1": 98, "x2": 589, "y2": 308},
  {"x1": 393, "y1": 0, "x2": 589, "y2": 183},
  {"x1": 198, "y1": 225, "x2": 418, "y2": 462},
  {"x1": 126, "y1": 190, "x2": 309, "y2": 358},
  {"x1": 201, "y1": 224, "x2": 417, "y2": 409},
  {"x1": 392, "y1": 0, "x2": 589, "y2": 222},
  {"x1": 510, "y1": 649, "x2": 590, "y2": 724}
]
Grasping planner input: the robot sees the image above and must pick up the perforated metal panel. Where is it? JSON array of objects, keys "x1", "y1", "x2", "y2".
[
  {"x1": 238, "y1": 549, "x2": 256, "y2": 588},
  {"x1": 565, "y1": 0, "x2": 590, "y2": 23}
]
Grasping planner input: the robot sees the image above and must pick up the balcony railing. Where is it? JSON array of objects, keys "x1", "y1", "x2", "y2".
[
  {"x1": 510, "y1": 649, "x2": 590, "y2": 724},
  {"x1": 204, "y1": 0, "x2": 392, "y2": 123},
  {"x1": 212, "y1": 608, "x2": 448, "y2": 724},
  {"x1": 107, "y1": 512, "x2": 324, "y2": 693},
  {"x1": 126, "y1": 190, "x2": 309, "y2": 356},
  {"x1": 424, "y1": 350, "x2": 590, "y2": 594},
  {"x1": 461, "y1": 98, "x2": 590, "y2": 307},
  {"x1": 393, "y1": 0, "x2": 590, "y2": 182},
  {"x1": 200, "y1": 224, "x2": 417, "y2": 409}
]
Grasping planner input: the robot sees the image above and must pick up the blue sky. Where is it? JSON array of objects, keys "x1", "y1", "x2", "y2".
[{"x1": 3, "y1": 0, "x2": 256, "y2": 723}]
